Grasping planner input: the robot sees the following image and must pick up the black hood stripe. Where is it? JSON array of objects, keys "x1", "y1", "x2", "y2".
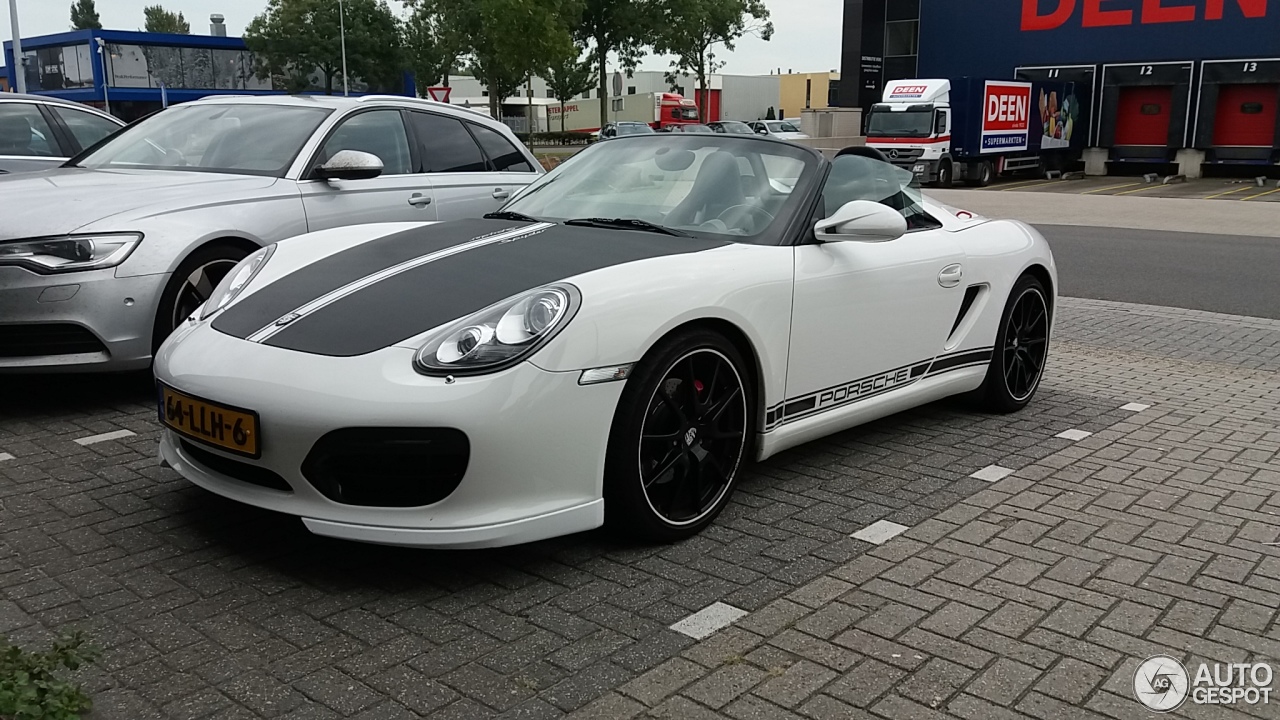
[
  {"x1": 246, "y1": 222, "x2": 555, "y2": 343},
  {"x1": 257, "y1": 223, "x2": 730, "y2": 357},
  {"x1": 212, "y1": 218, "x2": 540, "y2": 341}
]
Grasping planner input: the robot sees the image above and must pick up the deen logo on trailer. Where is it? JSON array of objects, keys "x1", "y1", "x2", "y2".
[{"x1": 981, "y1": 81, "x2": 1032, "y2": 153}]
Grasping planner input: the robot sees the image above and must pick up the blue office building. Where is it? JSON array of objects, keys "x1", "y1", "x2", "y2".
[{"x1": 4, "y1": 28, "x2": 413, "y2": 121}]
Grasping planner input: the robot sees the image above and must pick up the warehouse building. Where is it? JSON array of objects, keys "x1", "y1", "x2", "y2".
[{"x1": 840, "y1": 0, "x2": 1280, "y2": 175}]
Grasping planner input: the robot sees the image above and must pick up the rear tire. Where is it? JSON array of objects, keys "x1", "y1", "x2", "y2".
[
  {"x1": 604, "y1": 329, "x2": 755, "y2": 543},
  {"x1": 975, "y1": 275, "x2": 1051, "y2": 413},
  {"x1": 967, "y1": 160, "x2": 993, "y2": 187},
  {"x1": 152, "y1": 243, "x2": 249, "y2": 354}
]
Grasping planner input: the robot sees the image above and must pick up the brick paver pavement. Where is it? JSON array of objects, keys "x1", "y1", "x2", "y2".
[{"x1": 2, "y1": 295, "x2": 1278, "y2": 719}]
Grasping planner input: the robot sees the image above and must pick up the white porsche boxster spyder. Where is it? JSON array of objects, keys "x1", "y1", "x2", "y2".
[{"x1": 155, "y1": 134, "x2": 1056, "y2": 549}]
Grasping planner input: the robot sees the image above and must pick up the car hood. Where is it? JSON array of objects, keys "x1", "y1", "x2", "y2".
[
  {"x1": 211, "y1": 218, "x2": 730, "y2": 357},
  {"x1": 0, "y1": 168, "x2": 283, "y2": 240}
]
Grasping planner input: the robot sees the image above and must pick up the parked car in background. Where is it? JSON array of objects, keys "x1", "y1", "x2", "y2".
[
  {"x1": 0, "y1": 94, "x2": 541, "y2": 372},
  {"x1": 662, "y1": 124, "x2": 715, "y2": 133},
  {"x1": 0, "y1": 93, "x2": 123, "y2": 174},
  {"x1": 600, "y1": 122, "x2": 656, "y2": 139},
  {"x1": 707, "y1": 120, "x2": 755, "y2": 135},
  {"x1": 750, "y1": 120, "x2": 810, "y2": 141}
]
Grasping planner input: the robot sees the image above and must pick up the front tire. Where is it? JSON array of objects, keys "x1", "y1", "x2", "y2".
[
  {"x1": 152, "y1": 244, "x2": 248, "y2": 354},
  {"x1": 935, "y1": 159, "x2": 954, "y2": 188},
  {"x1": 604, "y1": 330, "x2": 755, "y2": 543},
  {"x1": 976, "y1": 275, "x2": 1051, "y2": 413}
]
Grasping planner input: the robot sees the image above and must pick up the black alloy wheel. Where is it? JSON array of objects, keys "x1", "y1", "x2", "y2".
[
  {"x1": 976, "y1": 274, "x2": 1051, "y2": 413},
  {"x1": 172, "y1": 258, "x2": 238, "y2": 328},
  {"x1": 152, "y1": 243, "x2": 249, "y2": 354},
  {"x1": 605, "y1": 330, "x2": 754, "y2": 542}
]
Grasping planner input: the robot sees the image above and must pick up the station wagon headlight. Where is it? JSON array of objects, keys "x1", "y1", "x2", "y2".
[
  {"x1": 0, "y1": 233, "x2": 141, "y2": 273},
  {"x1": 415, "y1": 284, "x2": 579, "y2": 376},
  {"x1": 200, "y1": 244, "x2": 276, "y2": 320}
]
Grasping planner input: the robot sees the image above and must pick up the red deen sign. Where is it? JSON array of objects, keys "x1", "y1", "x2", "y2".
[{"x1": 1022, "y1": 0, "x2": 1267, "y2": 30}]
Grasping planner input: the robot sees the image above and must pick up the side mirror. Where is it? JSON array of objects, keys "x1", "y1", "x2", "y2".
[
  {"x1": 315, "y1": 150, "x2": 384, "y2": 181},
  {"x1": 756, "y1": 128, "x2": 769, "y2": 135},
  {"x1": 814, "y1": 200, "x2": 908, "y2": 242}
]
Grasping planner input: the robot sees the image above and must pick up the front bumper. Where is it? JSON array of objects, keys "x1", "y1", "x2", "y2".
[
  {"x1": 154, "y1": 322, "x2": 623, "y2": 548},
  {"x1": 0, "y1": 266, "x2": 167, "y2": 372}
]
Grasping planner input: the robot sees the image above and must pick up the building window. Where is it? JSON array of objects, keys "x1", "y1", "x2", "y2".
[
  {"x1": 674, "y1": 86, "x2": 685, "y2": 96},
  {"x1": 627, "y1": 86, "x2": 636, "y2": 95},
  {"x1": 884, "y1": 20, "x2": 919, "y2": 58},
  {"x1": 546, "y1": 90, "x2": 554, "y2": 98},
  {"x1": 805, "y1": 78, "x2": 812, "y2": 109}
]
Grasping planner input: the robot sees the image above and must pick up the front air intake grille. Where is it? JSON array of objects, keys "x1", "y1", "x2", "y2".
[
  {"x1": 180, "y1": 440, "x2": 293, "y2": 492},
  {"x1": 301, "y1": 428, "x2": 469, "y2": 508},
  {"x1": 0, "y1": 324, "x2": 107, "y2": 358}
]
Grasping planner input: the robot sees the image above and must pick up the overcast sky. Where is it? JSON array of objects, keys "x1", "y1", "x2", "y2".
[{"x1": 2, "y1": 0, "x2": 843, "y2": 77}]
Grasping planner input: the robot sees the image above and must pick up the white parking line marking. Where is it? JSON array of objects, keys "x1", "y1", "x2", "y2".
[
  {"x1": 1056, "y1": 429, "x2": 1093, "y2": 441},
  {"x1": 1120, "y1": 403, "x2": 1151, "y2": 412},
  {"x1": 971, "y1": 465, "x2": 1013, "y2": 482},
  {"x1": 0, "y1": 453, "x2": 14, "y2": 462},
  {"x1": 670, "y1": 602, "x2": 748, "y2": 640},
  {"x1": 851, "y1": 520, "x2": 910, "y2": 545},
  {"x1": 74, "y1": 430, "x2": 137, "y2": 446}
]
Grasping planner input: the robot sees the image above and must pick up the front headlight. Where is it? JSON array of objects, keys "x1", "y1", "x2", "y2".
[
  {"x1": 415, "y1": 284, "x2": 580, "y2": 376},
  {"x1": 0, "y1": 233, "x2": 142, "y2": 273},
  {"x1": 199, "y1": 244, "x2": 276, "y2": 320}
]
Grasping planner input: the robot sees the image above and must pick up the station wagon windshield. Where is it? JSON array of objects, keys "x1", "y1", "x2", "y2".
[{"x1": 74, "y1": 104, "x2": 333, "y2": 177}]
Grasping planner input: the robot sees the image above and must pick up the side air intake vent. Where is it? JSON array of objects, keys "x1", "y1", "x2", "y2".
[{"x1": 949, "y1": 285, "x2": 982, "y2": 340}]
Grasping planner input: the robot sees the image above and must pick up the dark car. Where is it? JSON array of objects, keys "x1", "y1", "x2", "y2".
[
  {"x1": 0, "y1": 93, "x2": 124, "y2": 174},
  {"x1": 663, "y1": 124, "x2": 715, "y2": 133},
  {"x1": 708, "y1": 121, "x2": 755, "y2": 135},
  {"x1": 600, "y1": 122, "x2": 656, "y2": 139}
]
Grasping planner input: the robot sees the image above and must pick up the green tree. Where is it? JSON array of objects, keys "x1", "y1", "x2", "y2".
[
  {"x1": 144, "y1": 5, "x2": 191, "y2": 34},
  {"x1": 577, "y1": 0, "x2": 659, "y2": 128},
  {"x1": 403, "y1": 2, "x2": 461, "y2": 91},
  {"x1": 244, "y1": 0, "x2": 403, "y2": 94},
  {"x1": 69, "y1": 0, "x2": 102, "y2": 30},
  {"x1": 545, "y1": 45, "x2": 596, "y2": 131},
  {"x1": 419, "y1": 0, "x2": 578, "y2": 119},
  {"x1": 655, "y1": 0, "x2": 772, "y2": 121}
]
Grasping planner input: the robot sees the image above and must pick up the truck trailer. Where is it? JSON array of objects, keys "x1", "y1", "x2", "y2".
[{"x1": 865, "y1": 78, "x2": 1085, "y2": 186}]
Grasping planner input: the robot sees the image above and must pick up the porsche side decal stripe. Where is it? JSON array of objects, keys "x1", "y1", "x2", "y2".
[
  {"x1": 212, "y1": 219, "x2": 541, "y2": 340},
  {"x1": 245, "y1": 223, "x2": 556, "y2": 344},
  {"x1": 261, "y1": 225, "x2": 732, "y2": 357},
  {"x1": 763, "y1": 347, "x2": 993, "y2": 432}
]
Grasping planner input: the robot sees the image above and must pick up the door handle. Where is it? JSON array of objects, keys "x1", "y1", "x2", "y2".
[
  {"x1": 938, "y1": 264, "x2": 963, "y2": 288},
  {"x1": 408, "y1": 193, "x2": 432, "y2": 207},
  {"x1": 492, "y1": 188, "x2": 510, "y2": 200}
]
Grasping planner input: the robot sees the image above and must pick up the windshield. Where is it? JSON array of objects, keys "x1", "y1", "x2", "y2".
[
  {"x1": 618, "y1": 124, "x2": 653, "y2": 135},
  {"x1": 866, "y1": 109, "x2": 933, "y2": 138},
  {"x1": 681, "y1": 125, "x2": 713, "y2": 133},
  {"x1": 76, "y1": 103, "x2": 332, "y2": 176},
  {"x1": 503, "y1": 135, "x2": 817, "y2": 244},
  {"x1": 768, "y1": 122, "x2": 800, "y2": 133}
]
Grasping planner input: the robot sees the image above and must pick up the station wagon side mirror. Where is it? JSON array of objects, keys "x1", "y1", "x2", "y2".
[
  {"x1": 315, "y1": 150, "x2": 384, "y2": 181},
  {"x1": 814, "y1": 200, "x2": 908, "y2": 242},
  {"x1": 755, "y1": 127, "x2": 769, "y2": 135}
]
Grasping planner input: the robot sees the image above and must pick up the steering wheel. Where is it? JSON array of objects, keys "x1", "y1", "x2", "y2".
[{"x1": 717, "y1": 204, "x2": 774, "y2": 234}]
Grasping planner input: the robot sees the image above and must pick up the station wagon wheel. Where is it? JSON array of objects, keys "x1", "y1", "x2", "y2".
[
  {"x1": 172, "y1": 258, "x2": 239, "y2": 328},
  {"x1": 152, "y1": 244, "x2": 250, "y2": 356},
  {"x1": 976, "y1": 274, "x2": 1051, "y2": 413},
  {"x1": 605, "y1": 330, "x2": 755, "y2": 542}
]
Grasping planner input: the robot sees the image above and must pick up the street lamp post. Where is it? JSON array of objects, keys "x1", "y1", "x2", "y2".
[
  {"x1": 338, "y1": 0, "x2": 349, "y2": 96},
  {"x1": 8, "y1": 0, "x2": 27, "y2": 93},
  {"x1": 94, "y1": 38, "x2": 111, "y2": 116}
]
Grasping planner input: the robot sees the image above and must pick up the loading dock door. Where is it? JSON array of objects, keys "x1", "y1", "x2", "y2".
[
  {"x1": 1212, "y1": 84, "x2": 1279, "y2": 147},
  {"x1": 1115, "y1": 86, "x2": 1173, "y2": 146}
]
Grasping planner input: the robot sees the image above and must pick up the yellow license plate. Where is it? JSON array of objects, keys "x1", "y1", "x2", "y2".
[{"x1": 158, "y1": 383, "x2": 261, "y2": 458}]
